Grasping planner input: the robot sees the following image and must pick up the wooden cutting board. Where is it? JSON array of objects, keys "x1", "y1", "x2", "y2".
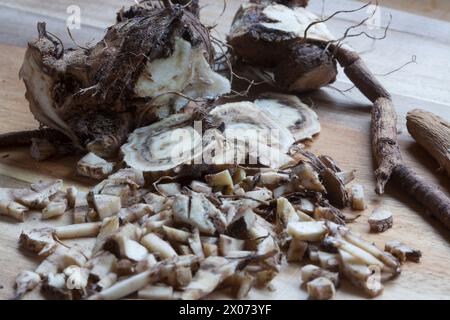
[{"x1": 0, "y1": 0, "x2": 449, "y2": 300}]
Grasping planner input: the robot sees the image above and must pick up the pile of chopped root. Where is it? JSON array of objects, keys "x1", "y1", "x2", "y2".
[
  {"x1": 0, "y1": 0, "x2": 427, "y2": 301},
  {"x1": 5, "y1": 148, "x2": 420, "y2": 300}
]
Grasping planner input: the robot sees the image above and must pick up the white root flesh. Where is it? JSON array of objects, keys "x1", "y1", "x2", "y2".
[
  {"x1": 368, "y1": 208, "x2": 393, "y2": 233},
  {"x1": 88, "y1": 251, "x2": 118, "y2": 281},
  {"x1": 306, "y1": 277, "x2": 335, "y2": 300},
  {"x1": 90, "y1": 269, "x2": 154, "y2": 300},
  {"x1": 292, "y1": 163, "x2": 325, "y2": 192},
  {"x1": 135, "y1": 37, "x2": 230, "y2": 112},
  {"x1": 254, "y1": 93, "x2": 321, "y2": 141},
  {"x1": 205, "y1": 170, "x2": 234, "y2": 191},
  {"x1": 19, "y1": 228, "x2": 57, "y2": 257},
  {"x1": 301, "y1": 264, "x2": 339, "y2": 287},
  {"x1": 36, "y1": 245, "x2": 89, "y2": 277},
  {"x1": 287, "y1": 221, "x2": 328, "y2": 242},
  {"x1": 286, "y1": 239, "x2": 308, "y2": 262},
  {"x1": 64, "y1": 266, "x2": 90, "y2": 290},
  {"x1": 385, "y1": 240, "x2": 422, "y2": 263},
  {"x1": 189, "y1": 181, "x2": 212, "y2": 194},
  {"x1": 92, "y1": 194, "x2": 121, "y2": 220},
  {"x1": 138, "y1": 285, "x2": 174, "y2": 300},
  {"x1": 66, "y1": 186, "x2": 78, "y2": 209},
  {"x1": 339, "y1": 250, "x2": 384, "y2": 298},
  {"x1": 0, "y1": 188, "x2": 30, "y2": 221},
  {"x1": 141, "y1": 233, "x2": 178, "y2": 259},
  {"x1": 182, "y1": 257, "x2": 239, "y2": 300},
  {"x1": 77, "y1": 152, "x2": 114, "y2": 180},
  {"x1": 350, "y1": 184, "x2": 367, "y2": 211},
  {"x1": 15, "y1": 270, "x2": 41, "y2": 299},
  {"x1": 16, "y1": 180, "x2": 63, "y2": 209},
  {"x1": 157, "y1": 183, "x2": 182, "y2": 197},
  {"x1": 54, "y1": 222, "x2": 102, "y2": 239},
  {"x1": 92, "y1": 216, "x2": 120, "y2": 254},
  {"x1": 218, "y1": 235, "x2": 245, "y2": 256},
  {"x1": 42, "y1": 199, "x2": 67, "y2": 219}
]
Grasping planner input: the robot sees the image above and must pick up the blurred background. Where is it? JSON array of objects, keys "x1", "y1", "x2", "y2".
[{"x1": 360, "y1": 0, "x2": 450, "y2": 21}]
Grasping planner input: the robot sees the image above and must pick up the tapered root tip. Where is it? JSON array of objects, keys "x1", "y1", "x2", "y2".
[{"x1": 374, "y1": 168, "x2": 392, "y2": 195}]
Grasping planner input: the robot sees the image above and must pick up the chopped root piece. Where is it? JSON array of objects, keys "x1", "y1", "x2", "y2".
[
  {"x1": 54, "y1": 222, "x2": 101, "y2": 239},
  {"x1": 385, "y1": 240, "x2": 422, "y2": 263},
  {"x1": 228, "y1": 271, "x2": 255, "y2": 299},
  {"x1": 117, "y1": 237, "x2": 149, "y2": 261},
  {"x1": 14, "y1": 270, "x2": 41, "y2": 299},
  {"x1": 141, "y1": 233, "x2": 178, "y2": 260},
  {"x1": 218, "y1": 235, "x2": 245, "y2": 256},
  {"x1": 173, "y1": 192, "x2": 226, "y2": 235},
  {"x1": 66, "y1": 186, "x2": 78, "y2": 209},
  {"x1": 42, "y1": 200, "x2": 67, "y2": 219},
  {"x1": 351, "y1": 184, "x2": 367, "y2": 211},
  {"x1": 157, "y1": 183, "x2": 182, "y2": 197},
  {"x1": 341, "y1": 232, "x2": 400, "y2": 273},
  {"x1": 287, "y1": 221, "x2": 328, "y2": 242},
  {"x1": 321, "y1": 168, "x2": 349, "y2": 209},
  {"x1": 227, "y1": 208, "x2": 257, "y2": 239},
  {"x1": 19, "y1": 228, "x2": 57, "y2": 257},
  {"x1": 189, "y1": 181, "x2": 212, "y2": 194},
  {"x1": 317, "y1": 251, "x2": 340, "y2": 272},
  {"x1": 64, "y1": 266, "x2": 89, "y2": 290},
  {"x1": 336, "y1": 171, "x2": 356, "y2": 185},
  {"x1": 286, "y1": 239, "x2": 308, "y2": 262},
  {"x1": 77, "y1": 153, "x2": 114, "y2": 180},
  {"x1": 339, "y1": 250, "x2": 383, "y2": 298},
  {"x1": 182, "y1": 257, "x2": 239, "y2": 300},
  {"x1": 368, "y1": 209, "x2": 393, "y2": 233},
  {"x1": 306, "y1": 277, "x2": 335, "y2": 300},
  {"x1": 42, "y1": 273, "x2": 72, "y2": 300},
  {"x1": 92, "y1": 194, "x2": 121, "y2": 220},
  {"x1": 118, "y1": 204, "x2": 152, "y2": 224},
  {"x1": 90, "y1": 269, "x2": 154, "y2": 300},
  {"x1": 292, "y1": 163, "x2": 325, "y2": 192},
  {"x1": 1, "y1": 200, "x2": 28, "y2": 221},
  {"x1": 92, "y1": 216, "x2": 120, "y2": 254},
  {"x1": 138, "y1": 285, "x2": 174, "y2": 300},
  {"x1": 88, "y1": 251, "x2": 118, "y2": 281},
  {"x1": 205, "y1": 170, "x2": 234, "y2": 191},
  {"x1": 163, "y1": 226, "x2": 192, "y2": 244},
  {"x1": 143, "y1": 192, "x2": 168, "y2": 213},
  {"x1": 17, "y1": 180, "x2": 62, "y2": 209},
  {"x1": 36, "y1": 245, "x2": 89, "y2": 277},
  {"x1": 301, "y1": 264, "x2": 339, "y2": 287}
]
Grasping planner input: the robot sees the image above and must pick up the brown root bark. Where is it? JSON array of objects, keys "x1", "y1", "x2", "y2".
[
  {"x1": 371, "y1": 98, "x2": 403, "y2": 193},
  {"x1": 393, "y1": 164, "x2": 450, "y2": 229},
  {"x1": 0, "y1": 129, "x2": 67, "y2": 148},
  {"x1": 336, "y1": 47, "x2": 450, "y2": 229},
  {"x1": 406, "y1": 109, "x2": 450, "y2": 177}
]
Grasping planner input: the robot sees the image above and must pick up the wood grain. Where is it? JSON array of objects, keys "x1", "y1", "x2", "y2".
[{"x1": 0, "y1": 0, "x2": 449, "y2": 300}]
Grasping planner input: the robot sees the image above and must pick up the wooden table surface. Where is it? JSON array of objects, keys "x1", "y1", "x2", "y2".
[{"x1": 0, "y1": 0, "x2": 449, "y2": 300}]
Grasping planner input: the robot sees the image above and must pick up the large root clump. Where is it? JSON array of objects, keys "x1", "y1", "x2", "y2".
[
  {"x1": 18, "y1": 1, "x2": 230, "y2": 158},
  {"x1": 229, "y1": 2, "x2": 337, "y2": 93}
]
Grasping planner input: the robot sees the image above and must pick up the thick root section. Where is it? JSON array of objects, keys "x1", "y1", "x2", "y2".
[{"x1": 393, "y1": 164, "x2": 450, "y2": 229}]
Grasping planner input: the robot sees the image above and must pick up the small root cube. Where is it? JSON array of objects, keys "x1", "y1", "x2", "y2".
[{"x1": 306, "y1": 277, "x2": 335, "y2": 300}]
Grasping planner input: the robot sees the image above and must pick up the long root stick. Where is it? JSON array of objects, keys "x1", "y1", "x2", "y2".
[
  {"x1": 0, "y1": 129, "x2": 62, "y2": 148},
  {"x1": 336, "y1": 47, "x2": 450, "y2": 229},
  {"x1": 393, "y1": 164, "x2": 450, "y2": 229}
]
